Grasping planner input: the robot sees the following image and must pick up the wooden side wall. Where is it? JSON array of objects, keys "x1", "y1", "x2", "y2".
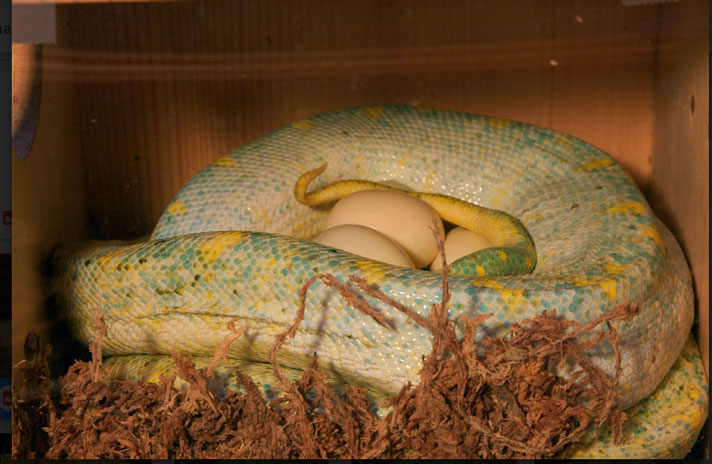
[
  {"x1": 650, "y1": 0, "x2": 709, "y2": 377},
  {"x1": 12, "y1": 38, "x2": 90, "y2": 365}
]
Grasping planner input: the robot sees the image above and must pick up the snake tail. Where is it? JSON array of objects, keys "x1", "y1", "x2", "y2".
[{"x1": 294, "y1": 164, "x2": 536, "y2": 277}]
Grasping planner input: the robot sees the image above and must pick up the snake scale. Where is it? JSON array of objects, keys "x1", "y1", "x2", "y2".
[{"x1": 56, "y1": 105, "x2": 707, "y2": 457}]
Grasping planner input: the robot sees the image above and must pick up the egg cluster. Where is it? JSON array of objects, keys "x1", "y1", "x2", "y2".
[{"x1": 312, "y1": 189, "x2": 493, "y2": 271}]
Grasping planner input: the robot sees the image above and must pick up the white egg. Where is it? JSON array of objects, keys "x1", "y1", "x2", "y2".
[
  {"x1": 430, "y1": 226, "x2": 493, "y2": 271},
  {"x1": 325, "y1": 189, "x2": 444, "y2": 268},
  {"x1": 313, "y1": 224, "x2": 415, "y2": 269}
]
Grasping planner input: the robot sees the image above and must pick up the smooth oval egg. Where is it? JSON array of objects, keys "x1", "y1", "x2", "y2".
[
  {"x1": 430, "y1": 226, "x2": 493, "y2": 271},
  {"x1": 325, "y1": 189, "x2": 444, "y2": 268},
  {"x1": 313, "y1": 224, "x2": 415, "y2": 269}
]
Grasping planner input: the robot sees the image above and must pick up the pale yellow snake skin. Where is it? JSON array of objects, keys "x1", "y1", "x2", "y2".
[{"x1": 56, "y1": 106, "x2": 708, "y2": 457}]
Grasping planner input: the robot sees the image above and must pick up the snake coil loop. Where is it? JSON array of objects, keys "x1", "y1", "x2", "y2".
[{"x1": 57, "y1": 106, "x2": 706, "y2": 458}]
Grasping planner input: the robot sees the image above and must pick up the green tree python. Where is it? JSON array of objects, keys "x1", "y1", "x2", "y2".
[{"x1": 56, "y1": 105, "x2": 707, "y2": 458}]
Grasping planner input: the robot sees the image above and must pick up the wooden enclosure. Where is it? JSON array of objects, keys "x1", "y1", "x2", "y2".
[{"x1": 12, "y1": 0, "x2": 708, "y2": 394}]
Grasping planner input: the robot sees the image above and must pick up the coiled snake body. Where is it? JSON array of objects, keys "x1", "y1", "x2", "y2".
[{"x1": 57, "y1": 106, "x2": 707, "y2": 457}]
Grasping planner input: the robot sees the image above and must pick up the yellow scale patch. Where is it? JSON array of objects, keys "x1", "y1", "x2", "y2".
[
  {"x1": 167, "y1": 200, "x2": 187, "y2": 216},
  {"x1": 500, "y1": 288, "x2": 529, "y2": 314},
  {"x1": 554, "y1": 133, "x2": 575, "y2": 148},
  {"x1": 597, "y1": 279, "x2": 617, "y2": 300},
  {"x1": 214, "y1": 156, "x2": 235, "y2": 168},
  {"x1": 488, "y1": 118, "x2": 512, "y2": 129},
  {"x1": 291, "y1": 119, "x2": 313, "y2": 131},
  {"x1": 604, "y1": 262, "x2": 627, "y2": 275},
  {"x1": 473, "y1": 278, "x2": 504, "y2": 291},
  {"x1": 577, "y1": 158, "x2": 615, "y2": 172},
  {"x1": 608, "y1": 200, "x2": 646, "y2": 215},
  {"x1": 473, "y1": 277, "x2": 530, "y2": 313},
  {"x1": 639, "y1": 223, "x2": 665, "y2": 252},
  {"x1": 96, "y1": 246, "x2": 135, "y2": 270},
  {"x1": 572, "y1": 276, "x2": 618, "y2": 300},
  {"x1": 354, "y1": 259, "x2": 387, "y2": 285},
  {"x1": 605, "y1": 202, "x2": 664, "y2": 252},
  {"x1": 362, "y1": 106, "x2": 385, "y2": 121},
  {"x1": 198, "y1": 233, "x2": 245, "y2": 264}
]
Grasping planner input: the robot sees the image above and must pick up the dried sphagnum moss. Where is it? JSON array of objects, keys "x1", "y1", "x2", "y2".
[{"x1": 13, "y1": 229, "x2": 635, "y2": 459}]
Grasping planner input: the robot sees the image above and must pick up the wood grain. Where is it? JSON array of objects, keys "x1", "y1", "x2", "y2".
[
  {"x1": 46, "y1": 0, "x2": 659, "y2": 239},
  {"x1": 12, "y1": 46, "x2": 90, "y2": 369},
  {"x1": 650, "y1": 0, "x2": 709, "y2": 378}
]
